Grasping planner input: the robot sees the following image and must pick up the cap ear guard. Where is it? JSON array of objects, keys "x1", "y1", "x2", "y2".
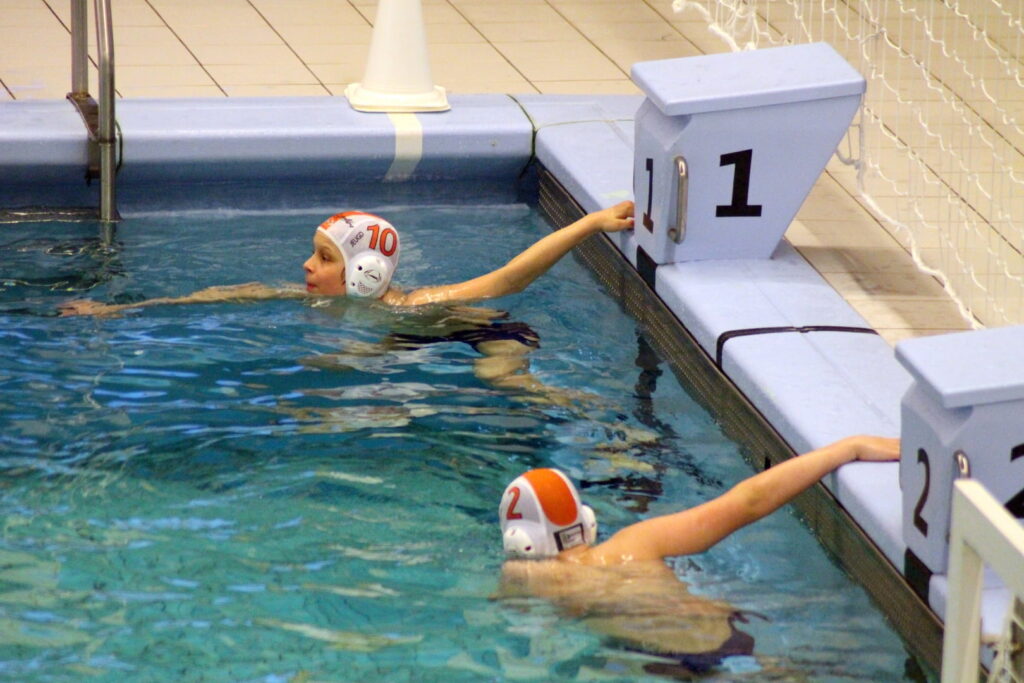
[
  {"x1": 499, "y1": 468, "x2": 597, "y2": 559},
  {"x1": 502, "y1": 525, "x2": 544, "y2": 557},
  {"x1": 346, "y1": 251, "x2": 392, "y2": 298}
]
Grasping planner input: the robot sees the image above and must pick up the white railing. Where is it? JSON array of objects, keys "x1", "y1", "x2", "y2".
[{"x1": 942, "y1": 480, "x2": 1024, "y2": 682}]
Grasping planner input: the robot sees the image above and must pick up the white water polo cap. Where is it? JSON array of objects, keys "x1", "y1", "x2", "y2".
[
  {"x1": 317, "y1": 211, "x2": 400, "y2": 298},
  {"x1": 499, "y1": 468, "x2": 597, "y2": 558}
]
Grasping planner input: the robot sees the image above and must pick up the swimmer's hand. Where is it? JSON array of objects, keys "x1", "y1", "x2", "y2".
[
  {"x1": 592, "y1": 200, "x2": 635, "y2": 233},
  {"x1": 839, "y1": 435, "x2": 900, "y2": 462}
]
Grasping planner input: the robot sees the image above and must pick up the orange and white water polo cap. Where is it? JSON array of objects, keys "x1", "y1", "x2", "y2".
[
  {"x1": 317, "y1": 211, "x2": 401, "y2": 298},
  {"x1": 499, "y1": 468, "x2": 597, "y2": 558}
]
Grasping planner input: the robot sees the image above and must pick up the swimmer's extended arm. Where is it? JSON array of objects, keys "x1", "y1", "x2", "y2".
[
  {"x1": 386, "y1": 201, "x2": 635, "y2": 307},
  {"x1": 60, "y1": 282, "x2": 305, "y2": 317},
  {"x1": 589, "y1": 436, "x2": 899, "y2": 562}
]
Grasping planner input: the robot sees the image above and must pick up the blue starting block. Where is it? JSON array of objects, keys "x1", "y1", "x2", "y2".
[
  {"x1": 631, "y1": 42, "x2": 865, "y2": 263},
  {"x1": 897, "y1": 325, "x2": 1024, "y2": 577}
]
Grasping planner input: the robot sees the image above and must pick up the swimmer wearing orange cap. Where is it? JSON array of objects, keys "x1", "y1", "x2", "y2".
[
  {"x1": 500, "y1": 468, "x2": 598, "y2": 558},
  {"x1": 497, "y1": 436, "x2": 898, "y2": 675},
  {"x1": 501, "y1": 435, "x2": 897, "y2": 564}
]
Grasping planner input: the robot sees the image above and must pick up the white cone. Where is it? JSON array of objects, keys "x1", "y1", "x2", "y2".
[{"x1": 345, "y1": 0, "x2": 450, "y2": 112}]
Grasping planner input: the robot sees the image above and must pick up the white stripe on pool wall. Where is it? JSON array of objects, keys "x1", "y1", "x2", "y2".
[{"x1": 385, "y1": 113, "x2": 423, "y2": 182}]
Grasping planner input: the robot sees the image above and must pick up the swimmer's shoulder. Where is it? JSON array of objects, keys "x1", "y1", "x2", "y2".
[
  {"x1": 379, "y1": 287, "x2": 408, "y2": 306},
  {"x1": 378, "y1": 288, "x2": 508, "y2": 323},
  {"x1": 380, "y1": 286, "x2": 445, "y2": 307},
  {"x1": 567, "y1": 541, "x2": 674, "y2": 573},
  {"x1": 499, "y1": 554, "x2": 678, "y2": 603}
]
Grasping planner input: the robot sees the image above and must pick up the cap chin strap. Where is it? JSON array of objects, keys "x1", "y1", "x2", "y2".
[{"x1": 345, "y1": 251, "x2": 392, "y2": 298}]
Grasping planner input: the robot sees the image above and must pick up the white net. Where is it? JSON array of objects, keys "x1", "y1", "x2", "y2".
[{"x1": 674, "y1": 0, "x2": 1023, "y2": 327}]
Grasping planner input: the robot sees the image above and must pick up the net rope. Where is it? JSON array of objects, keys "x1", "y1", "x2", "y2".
[{"x1": 673, "y1": 0, "x2": 1023, "y2": 327}]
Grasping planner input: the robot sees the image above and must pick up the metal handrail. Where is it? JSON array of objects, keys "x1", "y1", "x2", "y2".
[{"x1": 67, "y1": 0, "x2": 119, "y2": 223}]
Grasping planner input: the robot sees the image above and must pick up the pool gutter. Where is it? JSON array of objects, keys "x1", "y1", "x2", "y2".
[
  {"x1": 0, "y1": 95, "x2": 531, "y2": 209},
  {"x1": 0, "y1": 93, "x2": 1007, "y2": 673}
]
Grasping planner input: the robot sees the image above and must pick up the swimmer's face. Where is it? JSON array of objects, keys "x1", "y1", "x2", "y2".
[{"x1": 304, "y1": 231, "x2": 346, "y2": 296}]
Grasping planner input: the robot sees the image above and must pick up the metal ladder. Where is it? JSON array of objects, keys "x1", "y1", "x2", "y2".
[{"x1": 66, "y1": 0, "x2": 119, "y2": 223}]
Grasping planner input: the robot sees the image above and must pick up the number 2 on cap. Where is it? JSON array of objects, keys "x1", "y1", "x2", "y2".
[{"x1": 506, "y1": 486, "x2": 523, "y2": 520}]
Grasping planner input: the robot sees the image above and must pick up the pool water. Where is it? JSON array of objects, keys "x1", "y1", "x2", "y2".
[{"x1": 0, "y1": 201, "x2": 918, "y2": 680}]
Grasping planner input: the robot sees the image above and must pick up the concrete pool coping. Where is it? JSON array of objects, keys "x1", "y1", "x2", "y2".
[{"x1": 0, "y1": 93, "x2": 1009, "y2": 656}]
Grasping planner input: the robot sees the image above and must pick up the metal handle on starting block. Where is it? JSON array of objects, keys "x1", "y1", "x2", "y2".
[{"x1": 668, "y1": 155, "x2": 688, "y2": 244}]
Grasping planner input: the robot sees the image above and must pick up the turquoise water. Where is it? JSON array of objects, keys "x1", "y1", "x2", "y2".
[{"x1": 0, "y1": 202, "x2": 918, "y2": 680}]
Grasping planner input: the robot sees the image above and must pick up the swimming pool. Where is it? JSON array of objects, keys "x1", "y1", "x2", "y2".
[{"x1": 0, "y1": 193, "x2": 921, "y2": 680}]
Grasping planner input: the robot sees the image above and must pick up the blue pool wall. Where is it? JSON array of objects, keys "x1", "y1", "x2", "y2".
[{"x1": 0, "y1": 93, "x2": 1009, "y2": 647}]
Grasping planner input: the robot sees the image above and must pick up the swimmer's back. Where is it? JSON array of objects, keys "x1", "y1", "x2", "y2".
[{"x1": 498, "y1": 559, "x2": 741, "y2": 658}]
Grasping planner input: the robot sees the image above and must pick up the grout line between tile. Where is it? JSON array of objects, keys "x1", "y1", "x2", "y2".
[
  {"x1": 244, "y1": 0, "x2": 332, "y2": 95},
  {"x1": 442, "y1": 0, "x2": 540, "y2": 95},
  {"x1": 142, "y1": 0, "x2": 227, "y2": 97},
  {"x1": 39, "y1": 0, "x2": 113, "y2": 99},
  {"x1": 549, "y1": 0, "x2": 703, "y2": 76},
  {"x1": 542, "y1": 1, "x2": 630, "y2": 80},
  {"x1": 39, "y1": 0, "x2": 69, "y2": 32},
  {"x1": 349, "y1": 1, "x2": 373, "y2": 26}
]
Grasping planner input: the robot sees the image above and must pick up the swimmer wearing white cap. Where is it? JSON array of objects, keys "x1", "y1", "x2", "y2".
[
  {"x1": 497, "y1": 436, "x2": 898, "y2": 674},
  {"x1": 61, "y1": 201, "x2": 635, "y2": 315},
  {"x1": 310, "y1": 200, "x2": 632, "y2": 307},
  {"x1": 305, "y1": 211, "x2": 402, "y2": 299}
]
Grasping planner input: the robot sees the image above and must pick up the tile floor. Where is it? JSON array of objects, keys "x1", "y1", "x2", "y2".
[{"x1": 0, "y1": 0, "x2": 974, "y2": 344}]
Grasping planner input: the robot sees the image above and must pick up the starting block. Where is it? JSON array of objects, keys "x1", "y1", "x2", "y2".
[
  {"x1": 631, "y1": 43, "x2": 865, "y2": 263},
  {"x1": 897, "y1": 326, "x2": 1024, "y2": 577}
]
